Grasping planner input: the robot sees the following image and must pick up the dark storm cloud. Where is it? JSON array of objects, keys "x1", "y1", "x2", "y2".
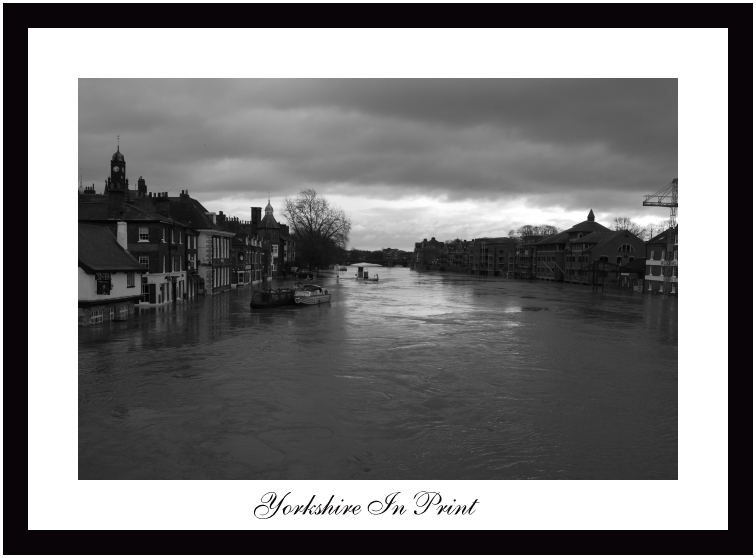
[{"x1": 79, "y1": 78, "x2": 677, "y2": 216}]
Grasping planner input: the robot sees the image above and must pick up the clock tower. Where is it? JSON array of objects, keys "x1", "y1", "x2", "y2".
[{"x1": 110, "y1": 137, "x2": 126, "y2": 190}]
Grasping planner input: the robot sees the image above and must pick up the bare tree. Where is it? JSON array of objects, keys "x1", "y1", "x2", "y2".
[
  {"x1": 517, "y1": 225, "x2": 535, "y2": 237},
  {"x1": 538, "y1": 225, "x2": 560, "y2": 236},
  {"x1": 515, "y1": 224, "x2": 560, "y2": 237},
  {"x1": 282, "y1": 189, "x2": 352, "y2": 269},
  {"x1": 643, "y1": 220, "x2": 673, "y2": 241},
  {"x1": 612, "y1": 217, "x2": 646, "y2": 238}
]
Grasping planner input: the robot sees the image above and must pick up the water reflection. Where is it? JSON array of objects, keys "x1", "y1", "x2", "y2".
[{"x1": 79, "y1": 268, "x2": 677, "y2": 480}]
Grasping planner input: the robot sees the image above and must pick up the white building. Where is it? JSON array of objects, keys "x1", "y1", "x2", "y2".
[{"x1": 78, "y1": 223, "x2": 145, "y2": 326}]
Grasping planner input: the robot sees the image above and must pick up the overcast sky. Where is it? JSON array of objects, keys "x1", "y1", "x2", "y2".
[{"x1": 79, "y1": 79, "x2": 677, "y2": 250}]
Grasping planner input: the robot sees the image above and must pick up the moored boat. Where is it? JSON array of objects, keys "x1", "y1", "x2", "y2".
[
  {"x1": 293, "y1": 284, "x2": 332, "y2": 305},
  {"x1": 250, "y1": 288, "x2": 296, "y2": 309}
]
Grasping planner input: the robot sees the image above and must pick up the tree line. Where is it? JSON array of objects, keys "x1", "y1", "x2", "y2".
[
  {"x1": 508, "y1": 224, "x2": 562, "y2": 238},
  {"x1": 507, "y1": 218, "x2": 673, "y2": 241}
]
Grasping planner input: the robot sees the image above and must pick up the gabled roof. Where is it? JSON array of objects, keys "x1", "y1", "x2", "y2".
[
  {"x1": 571, "y1": 230, "x2": 611, "y2": 244},
  {"x1": 536, "y1": 231, "x2": 570, "y2": 245},
  {"x1": 587, "y1": 230, "x2": 624, "y2": 249},
  {"x1": 78, "y1": 223, "x2": 144, "y2": 273},
  {"x1": 563, "y1": 219, "x2": 611, "y2": 234},
  {"x1": 78, "y1": 200, "x2": 189, "y2": 226},
  {"x1": 166, "y1": 197, "x2": 220, "y2": 230}
]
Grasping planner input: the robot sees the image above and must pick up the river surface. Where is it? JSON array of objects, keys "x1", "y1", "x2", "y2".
[{"x1": 79, "y1": 267, "x2": 677, "y2": 480}]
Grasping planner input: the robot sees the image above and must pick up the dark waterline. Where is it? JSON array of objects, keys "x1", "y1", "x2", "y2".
[{"x1": 79, "y1": 267, "x2": 677, "y2": 480}]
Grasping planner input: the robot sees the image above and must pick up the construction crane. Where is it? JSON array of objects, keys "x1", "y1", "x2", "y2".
[
  {"x1": 643, "y1": 177, "x2": 678, "y2": 229},
  {"x1": 643, "y1": 178, "x2": 678, "y2": 295}
]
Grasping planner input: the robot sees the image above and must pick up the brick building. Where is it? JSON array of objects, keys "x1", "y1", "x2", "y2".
[
  {"x1": 509, "y1": 235, "x2": 544, "y2": 279},
  {"x1": 412, "y1": 237, "x2": 444, "y2": 269},
  {"x1": 435, "y1": 239, "x2": 471, "y2": 272},
  {"x1": 217, "y1": 213, "x2": 264, "y2": 287},
  {"x1": 645, "y1": 225, "x2": 678, "y2": 295},
  {"x1": 558, "y1": 210, "x2": 646, "y2": 284},
  {"x1": 470, "y1": 237, "x2": 517, "y2": 276},
  {"x1": 145, "y1": 190, "x2": 235, "y2": 296},
  {"x1": 79, "y1": 189, "x2": 193, "y2": 305}
]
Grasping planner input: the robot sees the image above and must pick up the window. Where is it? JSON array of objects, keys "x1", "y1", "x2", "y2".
[
  {"x1": 661, "y1": 250, "x2": 665, "y2": 260},
  {"x1": 162, "y1": 256, "x2": 166, "y2": 273},
  {"x1": 674, "y1": 234, "x2": 678, "y2": 244},
  {"x1": 139, "y1": 256, "x2": 149, "y2": 269},
  {"x1": 179, "y1": 231, "x2": 182, "y2": 244},
  {"x1": 90, "y1": 310, "x2": 103, "y2": 324},
  {"x1": 127, "y1": 272, "x2": 135, "y2": 287},
  {"x1": 139, "y1": 226, "x2": 149, "y2": 242},
  {"x1": 618, "y1": 244, "x2": 635, "y2": 253},
  {"x1": 171, "y1": 229, "x2": 175, "y2": 244},
  {"x1": 162, "y1": 228, "x2": 167, "y2": 243},
  {"x1": 650, "y1": 250, "x2": 655, "y2": 260},
  {"x1": 674, "y1": 250, "x2": 678, "y2": 261},
  {"x1": 109, "y1": 307, "x2": 115, "y2": 320},
  {"x1": 616, "y1": 257, "x2": 622, "y2": 264}
]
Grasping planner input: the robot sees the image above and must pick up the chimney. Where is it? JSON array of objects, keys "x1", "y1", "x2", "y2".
[
  {"x1": 217, "y1": 211, "x2": 225, "y2": 225},
  {"x1": 117, "y1": 221, "x2": 128, "y2": 250},
  {"x1": 137, "y1": 176, "x2": 147, "y2": 197},
  {"x1": 108, "y1": 188, "x2": 125, "y2": 218},
  {"x1": 155, "y1": 193, "x2": 170, "y2": 216},
  {"x1": 206, "y1": 212, "x2": 216, "y2": 224}
]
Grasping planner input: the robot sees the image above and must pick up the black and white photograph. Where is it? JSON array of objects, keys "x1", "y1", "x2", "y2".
[
  {"x1": 29, "y1": 28, "x2": 728, "y2": 531},
  {"x1": 76, "y1": 77, "x2": 680, "y2": 482}
]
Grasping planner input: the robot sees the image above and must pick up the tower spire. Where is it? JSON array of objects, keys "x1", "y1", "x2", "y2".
[{"x1": 117, "y1": 134, "x2": 120, "y2": 151}]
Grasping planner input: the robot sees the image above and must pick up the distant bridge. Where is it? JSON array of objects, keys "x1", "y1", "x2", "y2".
[{"x1": 344, "y1": 259, "x2": 409, "y2": 267}]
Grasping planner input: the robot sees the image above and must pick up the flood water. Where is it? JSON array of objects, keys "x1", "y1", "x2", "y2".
[{"x1": 79, "y1": 267, "x2": 677, "y2": 480}]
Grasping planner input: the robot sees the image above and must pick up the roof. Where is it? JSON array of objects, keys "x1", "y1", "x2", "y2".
[
  {"x1": 570, "y1": 230, "x2": 611, "y2": 244},
  {"x1": 78, "y1": 223, "x2": 144, "y2": 273},
  {"x1": 259, "y1": 213, "x2": 280, "y2": 229},
  {"x1": 474, "y1": 237, "x2": 516, "y2": 245},
  {"x1": 79, "y1": 199, "x2": 190, "y2": 227},
  {"x1": 536, "y1": 231, "x2": 570, "y2": 245},
  {"x1": 165, "y1": 197, "x2": 220, "y2": 230},
  {"x1": 111, "y1": 149, "x2": 125, "y2": 162},
  {"x1": 647, "y1": 225, "x2": 677, "y2": 244},
  {"x1": 563, "y1": 219, "x2": 611, "y2": 234}
]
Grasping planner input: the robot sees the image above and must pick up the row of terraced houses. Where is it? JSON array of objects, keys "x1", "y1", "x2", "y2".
[
  {"x1": 412, "y1": 209, "x2": 678, "y2": 295},
  {"x1": 78, "y1": 147, "x2": 295, "y2": 326}
]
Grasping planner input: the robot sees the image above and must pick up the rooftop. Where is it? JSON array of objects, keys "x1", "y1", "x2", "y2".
[{"x1": 78, "y1": 223, "x2": 144, "y2": 273}]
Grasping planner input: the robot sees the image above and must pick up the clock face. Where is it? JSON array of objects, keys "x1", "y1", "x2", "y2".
[{"x1": 113, "y1": 166, "x2": 120, "y2": 173}]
